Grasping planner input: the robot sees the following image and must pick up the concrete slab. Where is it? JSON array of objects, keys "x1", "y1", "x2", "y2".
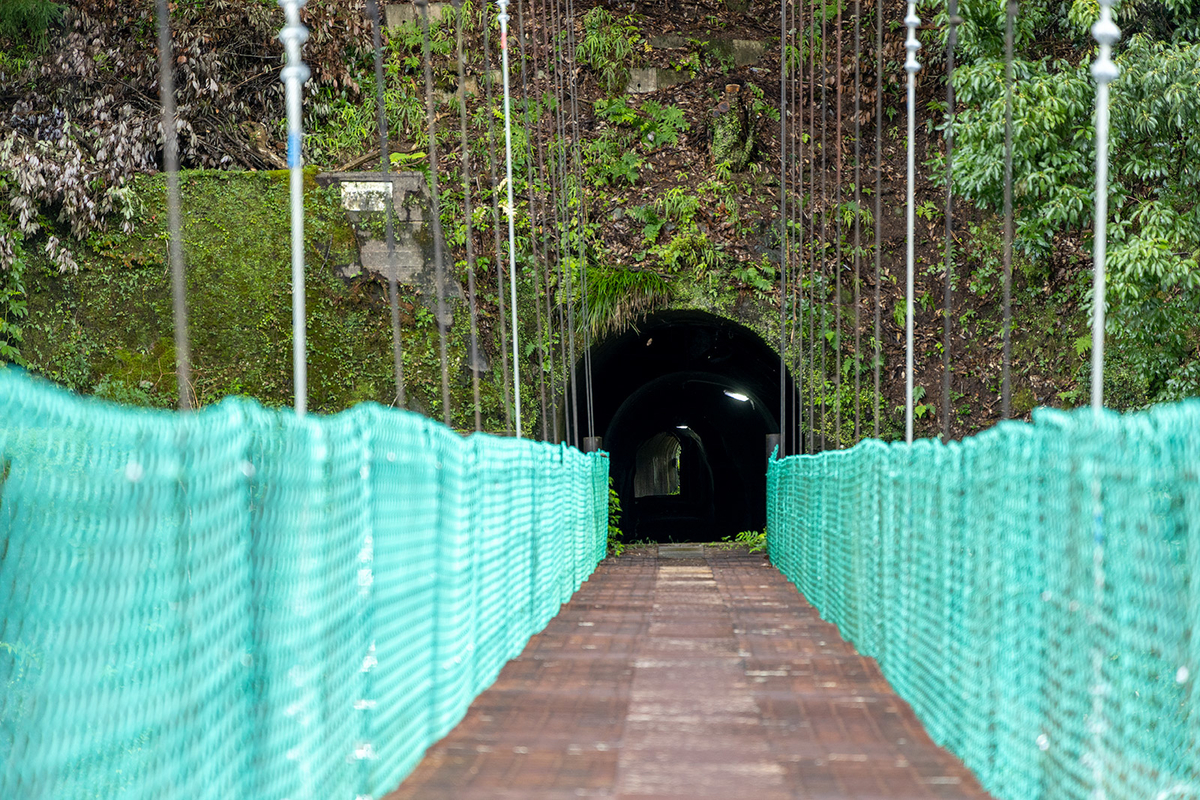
[
  {"x1": 626, "y1": 66, "x2": 688, "y2": 94},
  {"x1": 385, "y1": 2, "x2": 445, "y2": 27},
  {"x1": 316, "y1": 170, "x2": 462, "y2": 322},
  {"x1": 657, "y1": 544, "x2": 706, "y2": 559}
]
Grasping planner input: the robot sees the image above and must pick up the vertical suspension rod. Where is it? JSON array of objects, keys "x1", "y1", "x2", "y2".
[
  {"x1": 942, "y1": 1, "x2": 960, "y2": 439},
  {"x1": 453, "y1": 0, "x2": 482, "y2": 431},
  {"x1": 156, "y1": 0, "x2": 192, "y2": 411},
  {"x1": 779, "y1": 0, "x2": 789, "y2": 458},
  {"x1": 498, "y1": 0, "x2": 523, "y2": 437},
  {"x1": 1087, "y1": 13, "x2": 1119, "y2": 797},
  {"x1": 834, "y1": 0, "x2": 843, "y2": 448},
  {"x1": 852, "y1": 0, "x2": 862, "y2": 442},
  {"x1": 873, "y1": 0, "x2": 882, "y2": 438},
  {"x1": 280, "y1": 0, "x2": 310, "y2": 417},
  {"x1": 367, "y1": 0, "x2": 407, "y2": 410},
  {"x1": 481, "y1": 13, "x2": 515, "y2": 434},
  {"x1": 904, "y1": 1, "x2": 921, "y2": 444},
  {"x1": 791, "y1": 0, "x2": 803, "y2": 453},
  {"x1": 526, "y1": 0, "x2": 561, "y2": 442},
  {"x1": 819, "y1": 0, "x2": 828, "y2": 450},
  {"x1": 514, "y1": 0, "x2": 550, "y2": 440},
  {"x1": 568, "y1": 0, "x2": 596, "y2": 442},
  {"x1": 809, "y1": 0, "x2": 817, "y2": 447},
  {"x1": 1001, "y1": 0, "x2": 1016, "y2": 419},
  {"x1": 1090, "y1": 3, "x2": 1118, "y2": 411},
  {"x1": 418, "y1": 0, "x2": 453, "y2": 427}
]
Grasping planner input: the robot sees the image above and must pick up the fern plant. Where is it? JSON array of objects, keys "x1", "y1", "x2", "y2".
[{"x1": 577, "y1": 8, "x2": 638, "y2": 95}]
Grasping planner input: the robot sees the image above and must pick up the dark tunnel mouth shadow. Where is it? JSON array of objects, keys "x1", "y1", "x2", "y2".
[{"x1": 574, "y1": 310, "x2": 800, "y2": 543}]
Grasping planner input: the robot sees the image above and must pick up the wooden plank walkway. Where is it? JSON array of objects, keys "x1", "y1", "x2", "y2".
[{"x1": 385, "y1": 547, "x2": 992, "y2": 800}]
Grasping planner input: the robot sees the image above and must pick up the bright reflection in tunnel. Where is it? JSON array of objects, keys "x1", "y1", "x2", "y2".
[{"x1": 573, "y1": 311, "x2": 800, "y2": 543}]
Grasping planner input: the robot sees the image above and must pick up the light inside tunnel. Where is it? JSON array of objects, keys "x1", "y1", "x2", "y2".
[{"x1": 573, "y1": 310, "x2": 800, "y2": 543}]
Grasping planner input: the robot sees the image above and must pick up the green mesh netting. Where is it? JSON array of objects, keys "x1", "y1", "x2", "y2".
[
  {"x1": 768, "y1": 403, "x2": 1199, "y2": 800},
  {"x1": 0, "y1": 368, "x2": 609, "y2": 799}
]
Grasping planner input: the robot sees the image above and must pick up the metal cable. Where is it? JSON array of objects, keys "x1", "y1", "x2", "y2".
[
  {"x1": 498, "y1": 0, "x2": 524, "y2": 437},
  {"x1": 367, "y1": 0, "x2": 407, "y2": 410},
  {"x1": 809, "y1": 0, "x2": 818, "y2": 448},
  {"x1": 481, "y1": 10, "x2": 515, "y2": 434},
  {"x1": 155, "y1": 0, "x2": 192, "y2": 412},
  {"x1": 942, "y1": 1, "x2": 960, "y2": 439},
  {"x1": 539, "y1": 0, "x2": 572, "y2": 445},
  {"x1": 514, "y1": 0, "x2": 550, "y2": 440},
  {"x1": 904, "y1": 2, "x2": 922, "y2": 444},
  {"x1": 418, "y1": 0, "x2": 453, "y2": 427},
  {"x1": 873, "y1": 0, "x2": 882, "y2": 438},
  {"x1": 792, "y1": 0, "x2": 803, "y2": 453},
  {"x1": 834, "y1": 0, "x2": 843, "y2": 448},
  {"x1": 820, "y1": 0, "x2": 828, "y2": 450},
  {"x1": 453, "y1": 0, "x2": 482, "y2": 431},
  {"x1": 566, "y1": 0, "x2": 596, "y2": 442},
  {"x1": 1001, "y1": 0, "x2": 1016, "y2": 419},
  {"x1": 853, "y1": 0, "x2": 862, "y2": 442},
  {"x1": 540, "y1": 0, "x2": 572, "y2": 446},
  {"x1": 529, "y1": 0, "x2": 561, "y2": 443},
  {"x1": 779, "y1": 0, "x2": 789, "y2": 458},
  {"x1": 549, "y1": 0, "x2": 580, "y2": 448},
  {"x1": 540, "y1": 0, "x2": 571, "y2": 446}
]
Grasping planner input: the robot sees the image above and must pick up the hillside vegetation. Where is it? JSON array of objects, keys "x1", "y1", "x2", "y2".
[{"x1": 1, "y1": 0, "x2": 1197, "y2": 438}]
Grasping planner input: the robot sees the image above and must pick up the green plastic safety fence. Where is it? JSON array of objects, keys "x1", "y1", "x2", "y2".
[
  {"x1": 768, "y1": 403, "x2": 1199, "y2": 800},
  {"x1": 0, "y1": 368, "x2": 609, "y2": 799}
]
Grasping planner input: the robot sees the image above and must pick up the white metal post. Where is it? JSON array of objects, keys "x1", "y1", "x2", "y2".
[
  {"x1": 1090, "y1": 1, "x2": 1119, "y2": 415},
  {"x1": 280, "y1": 0, "x2": 310, "y2": 416},
  {"x1": 497, "y1": 0, "x2": 522, "y2": 437},
  {"x1": 1087, "y1": 6, "x2": 1119, "y2": 800},
  {"x1": 904, "y1": 3, "x2": 921, "y2": 443}
]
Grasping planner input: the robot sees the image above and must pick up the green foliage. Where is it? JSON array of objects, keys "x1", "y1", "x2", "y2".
[
  {"x1": 607, "y1": 477, "x2": 624, "y2": 556},
  {"x1": 0, "y1": 256, "x2": 27, "y2": 365},
  {"x1": 594, "y1": 97, "x2": 690, "y2": 150},
  {"x1": 948, "y1": 33, "x2": 1200, "y2": 402},
  {"x1": 732, "y1": 255, "x2": 777, "y2": 292},
  {"x1": 0, "y1": 172, "x2": 28, "y2": 365},
  {"x1": 584, "y1": 99, "x2": 688, "y2": 188},
  {"x1": 630, "y1": 204, "x2": 666, "y2": 244},
  {"x1": 722, "y1": 529, "x2": 766, "y2": 553},
  {"x1": 911, "y1": 385, "x2": 935, "y2": 420},
  {"x1": 577, "y1": 8, "x2": 639, "y2": 95},
  {"x1": 582, "y1": 266, "x2": 672, "y2": 336},
  {"x1": 19, "y1": 171, "x2": 508, "y2": 427},
  {"x1": 584, "y1": 138, "x2": 643, "y2": 186},
  {"x1": 0, "y1": 0, "x2": 64, "y2": 45},
  {"x1": 655, "y1": 186, "x2": 700, "y2": 222},
  {"x1": 654, "y1": 231, "x2": 720, "y2": 272}
]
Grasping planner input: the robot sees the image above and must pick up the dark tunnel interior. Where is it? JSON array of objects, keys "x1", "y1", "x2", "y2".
[{"x1": 575, "y1": 311, "x2": 800, "y2": 543}]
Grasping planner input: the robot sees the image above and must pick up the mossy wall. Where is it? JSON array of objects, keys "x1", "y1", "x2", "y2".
[
  {"x1": 13, "y1": 169, "x2": 789, "y2": 437},
  {"x1": 19, "y1": 170, "x2": 512, "y2": 430}
]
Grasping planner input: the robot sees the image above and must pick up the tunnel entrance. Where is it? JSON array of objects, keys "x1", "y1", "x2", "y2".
[{"x1": 576, "y1": 310, "x2": 799, "y2": 543}]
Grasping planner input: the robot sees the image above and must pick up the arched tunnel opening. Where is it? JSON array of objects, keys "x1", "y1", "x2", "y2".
[{"x1": 575, "y1": 311, "x2": 800, "y2": 543}]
